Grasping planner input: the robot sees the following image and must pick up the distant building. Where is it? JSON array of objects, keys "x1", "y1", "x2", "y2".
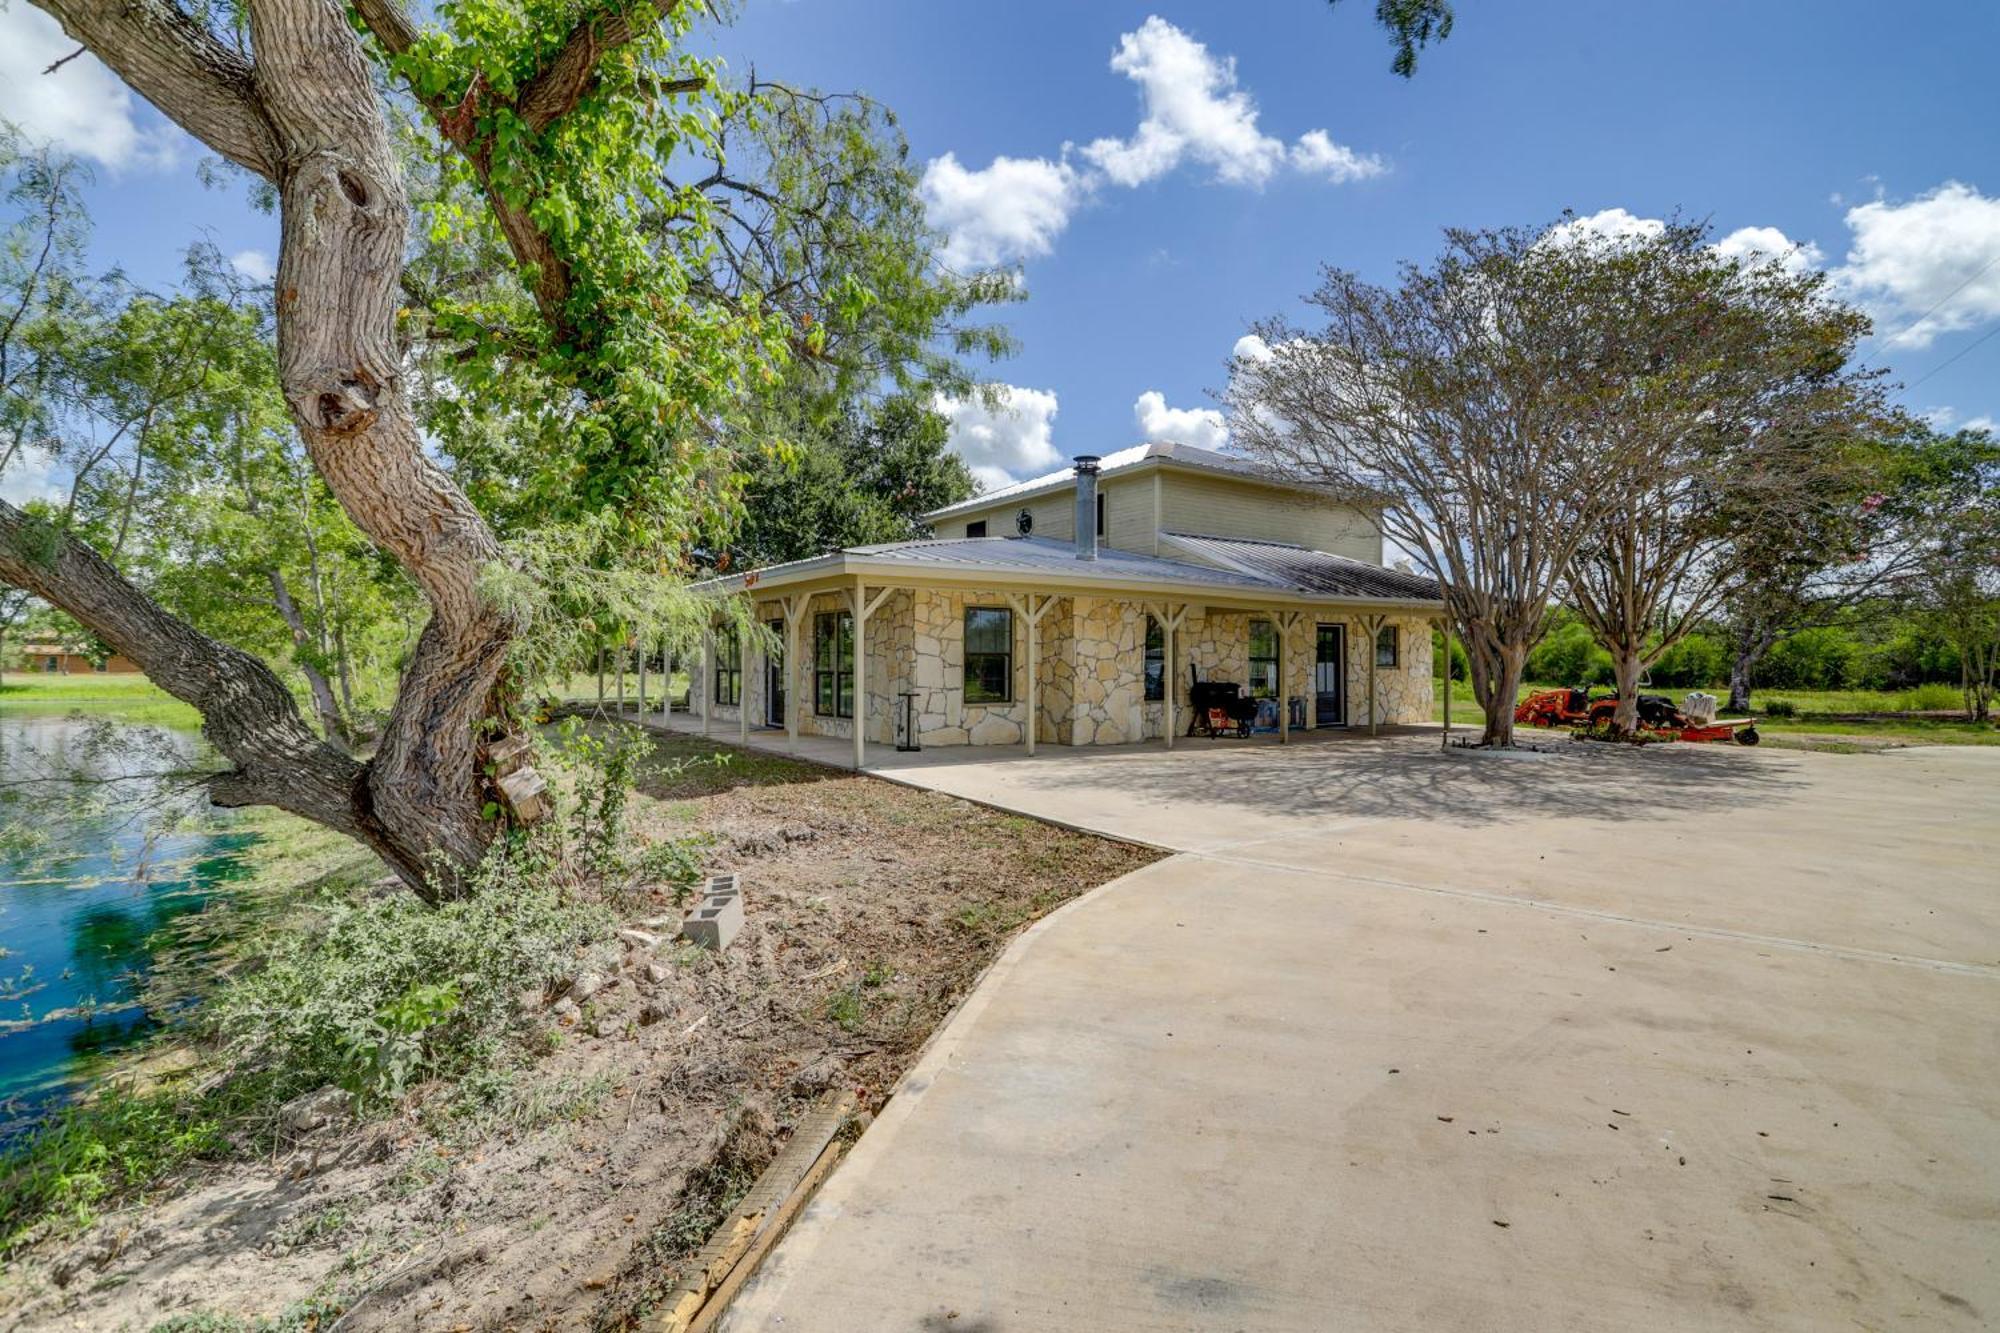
[{"x1": 12, "y1": 641, "x2": 142, "y2": 675}]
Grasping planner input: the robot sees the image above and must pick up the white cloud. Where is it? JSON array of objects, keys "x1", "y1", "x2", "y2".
[
  {"x1": 1290, "y1": 129, "x2": 1386, "y2": 184},
  {"x1": 1713, "y1": 225, "x2": 1824, "y2": 274},
  {"x1": 1232, "y1": 333, "x2": 1275, "y2": 364},
  {"x1": 1832, "y1": 181, "x2": 2000, "y2": 347},
  {"x1": 1082, "y1": 17, "x2": 1381, "y2": 192},
  {"x1": 936, "y1": 385, "x2": 1064, "y2": 491},
  {"x1": 0, "y1": 5, "x2": 185, "y2": 170},
  {"x1": 230, "y1": 249, "x2": 276, "y2": 284},
  {"x1": 1543, "y1": 207, "x2": 1668, "y2": 249},
  {"x1": 1084, "y1": 16, "x2": 1288, "y2": 187},
  {"x1": 1, "y1": 446, "x2": 64, "y2": 506},
  {"x1": 920, "y1": 152, "x2": 1088, "y2": 270},
  {"x1": 1133, "y1": 390, "x2": 1229, "y2": 450},
  {"x1": 1967, "y1": 415, "x2": 1997, "y2": 434},
  {"x1": 924, "y1": 18, "x2": 1381, "y2": 269}
]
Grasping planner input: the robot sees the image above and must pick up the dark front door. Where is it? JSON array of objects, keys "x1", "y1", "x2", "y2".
[
  {"x1": 1315, "y1": 624, "x2": 1346, "y2": 727},
  {"x1": 765, "y1": 618, "x2": 785, "y2": 726}
]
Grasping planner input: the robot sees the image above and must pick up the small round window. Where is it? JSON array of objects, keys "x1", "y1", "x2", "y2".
[{"x1": 1015, "y1": 508, "x2": 1034, "y2": 535}]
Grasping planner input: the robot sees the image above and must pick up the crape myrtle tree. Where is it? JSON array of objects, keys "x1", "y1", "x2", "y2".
[
  {"x1": 1910, "y1": 431, "x2": 2000, "y2": 720},
  {"x1": 1, "y1": 0, "x2": 803, "y2": 895},
  {"x1": 1553, "y1": 221, "x2": 1887, "y2": 733},
  {"x1": 1228, "y1": 225, "x2": 1664, "y2": 746}
]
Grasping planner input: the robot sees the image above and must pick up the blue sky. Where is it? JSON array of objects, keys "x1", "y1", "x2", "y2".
[{"x1": 5, "y1": 0, "x2": 1997, "y2": 493}]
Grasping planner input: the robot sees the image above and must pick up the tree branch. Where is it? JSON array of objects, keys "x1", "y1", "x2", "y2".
[{"x1": 27, "y1": 0, "x2": 280, "y2": 178}]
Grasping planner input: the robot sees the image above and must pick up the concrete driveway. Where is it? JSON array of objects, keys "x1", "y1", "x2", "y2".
[{"x1": 723, "y1": 737, "x2": 2000, "y2": 1332}]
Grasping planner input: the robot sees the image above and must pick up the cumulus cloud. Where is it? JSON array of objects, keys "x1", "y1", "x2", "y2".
[
  {"x1": 1232, "y1": 333, "x2": 1275, "y2": 364},
  {"x1": 230, "y1": 249, "x2": 276, "y2": 284},
  {"x1": 0, "y1": 6, "x2": 185, "y2": 170},
  {"x1": 1543, "y1": 207, "x2": 1669, "y2": 249},
  {"x1": 936, "y1": 385, "x2": 1064, "y2": 491},
  {"x1": 1133, "y1": 390, "x2": 1229, "y2": 450},
  {"x1": 1, "y1": 446, "x2": 64, "y2": 507},
  {"x1": 925, "y1": 17, "x2": 1381, "y2": 268},
  {"x1": 1713, "y1": 225, "x2": 1825, "y2": 274},
  {"x1": 1290, "y1": 129, "x2": 1386, "y2": 184},
  {"x1": 1832, "y1": 181, "x2": 2000, "y2": 347},
  {"x1": 920, "y1": 153, "x2": 1089, "y2": 270}
]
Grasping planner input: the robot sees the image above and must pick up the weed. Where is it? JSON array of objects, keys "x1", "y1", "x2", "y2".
[{"x1": 823, "y1": 987, "x2": 865, "y2": 1032}]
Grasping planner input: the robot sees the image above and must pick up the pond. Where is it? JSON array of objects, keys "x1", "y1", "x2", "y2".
[{"x1": 0, "y1": 706, "x2": 257, "y2": 1139}]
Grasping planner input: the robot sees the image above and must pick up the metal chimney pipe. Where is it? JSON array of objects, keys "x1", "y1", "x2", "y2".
[{"x1": 1072, "y1": 455, "x2": 1100, "y2": 561}]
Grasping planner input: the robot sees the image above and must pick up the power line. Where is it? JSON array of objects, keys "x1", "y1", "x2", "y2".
[
  {"x1": 1859, "y1": 251, "x2": 2000, "y2": 359},
  {"x1": 1906, "y1": 321, "x2": 2000, "y2": 390}
]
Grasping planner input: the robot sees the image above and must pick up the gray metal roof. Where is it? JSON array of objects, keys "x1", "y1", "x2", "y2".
[
  {"x1": 839, "y1": 535, "x2": 1285, "y2": 591},
  {"x1": 925, "y1": 440, "x2": 1307, "y2": 520},
  {"x1": 709, "y1": 533, "x2": 1442, "y2": 606},
  {"x1": 1162, "y1": 533, "x2": 1443, "y2": 601}
]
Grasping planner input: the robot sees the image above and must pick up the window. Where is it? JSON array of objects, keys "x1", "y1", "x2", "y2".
[
  {"x1": 1376, "y1": 625, "x2": 1400, "y2": 668},
  {"x1": 713, "y1": 627, "x2": 742, "y2": 707},
  {"x1": 1095, "y1": 491, "x2": 1106, "y2": 538},
  {"x1": 1248, "y1": 619, "x2": 1279, "y2": 699},
  {"x1": 1144, "y1": 616, "x2": 1165, "y2": 702},
  {"x1": 814, "y1": 611, "x2": 853, "y2": 717},
  {"x1": 963, "y1": 606, "x2": 1013, "y2": 704},
  {"x1": 966, "y1": 519, "x2": 987, "y2": 538}
]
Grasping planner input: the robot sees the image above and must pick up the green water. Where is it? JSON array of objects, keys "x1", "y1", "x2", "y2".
[{"x1": 0, "y1": 708, "x2": 256, "y2": 1136}]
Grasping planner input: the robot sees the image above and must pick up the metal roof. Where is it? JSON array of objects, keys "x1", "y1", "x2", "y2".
[
  {"x1": 1161, "y1": 533, "x2": 1443, "y2": 601},
  {"x1": 709, "y1": 533, "x2": 1442, "y2": 606},
  {"x1": 924, "y1": 441, "x2": 1307, "y2": 520}
]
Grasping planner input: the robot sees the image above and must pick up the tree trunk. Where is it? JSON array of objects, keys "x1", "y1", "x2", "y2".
[
  {"x1": 1727, "y1": 620, "x2": 1777, "y2": 714},
  {"x1": 18, "y1": 0, "x2": 524, "y2": 896},
  {"x1": 1611, "y1": 649, "x2": 1644, "y2": 733},
  {"x1": 266, "y1": 565, "x2": 347, "y2": 745},
  {"x1": 1469, "y1": 635, "x2": 1526, "y2": 747}
]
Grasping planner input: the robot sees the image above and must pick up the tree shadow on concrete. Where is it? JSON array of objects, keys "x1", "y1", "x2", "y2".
[{"x1": 909, "y1": 732, "x2": 1809, "y2": 833}]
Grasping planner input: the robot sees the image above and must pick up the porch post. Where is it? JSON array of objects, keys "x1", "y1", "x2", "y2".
[
  {"x1": 1275, "y1": 611, "x2": 1290, "y2": 746},
  {"x1": 784, "y1": 596, "x2": 804, "y2": 749},
  {"x1": 1440, "y1": 616, "x2": 1453, "y2": 750},
  {"x1": 1024, "y1": 596, "x2": 1038, "y2": 757},
  {"x1": 616, "y1": 641, "x2": 626, "y2": 715},
  {"x1": 1357, "y1": 613, "x2": 1385, "y2": 737},
  {"x1": 1157, "y1": 602, "x2": 1186, "y2": 750},
  {"x1": 739, "y1": 622, "x2": 750, "y2": 744},
  {"x1": 701, "y1": 624, "x2": 713, "y2": 737},
  {"x1": 661, "y1": 638, "x2": 672, "y2": 719},
  {"x1": 851, "y1": 581, "x2": 866, "y2": 770}
]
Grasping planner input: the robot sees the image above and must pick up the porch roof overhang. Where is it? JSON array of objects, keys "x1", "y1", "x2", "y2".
[{"x1": 693, "y1": 537, "x2": 1445, "y2": 615}]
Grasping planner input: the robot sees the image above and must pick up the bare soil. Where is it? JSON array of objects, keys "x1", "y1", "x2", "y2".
[{"x1": 3, "y1": 733, "x2": 1160, "y2": 1331}]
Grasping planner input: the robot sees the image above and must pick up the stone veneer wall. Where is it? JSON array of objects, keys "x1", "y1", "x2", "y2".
[{"x1": 695, "y1": 593, "x2": 1434, "y2": 746}]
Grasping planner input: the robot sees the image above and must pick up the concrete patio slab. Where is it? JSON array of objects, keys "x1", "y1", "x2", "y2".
[{"x1": 708, "y1": 734, "x2": 1999, "y2": 1331}]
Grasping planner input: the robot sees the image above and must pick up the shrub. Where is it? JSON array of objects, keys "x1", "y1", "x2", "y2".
[
  {"x1": 1431, "y1": 630, "x2": 1468, "y2": 681},
  {"x1": 1650, "y1": 634, "x2": 1726, "y2": 688},
  {"x1": 1527, "y1": 621, "x2": 1612, "y2": 686},
  {"x1": 1760, "y1": 698, "x2": 1798, "y2": 718},
  {"x1": 1761, "y1": 627, "x2": 1859, "y2": 690},
  {"x1": 1893, "y1": 682, "x2": 1964, "y2": 713},
  {"x1": 200, "y1": 834, "x2": 611, "y2": 1112}
]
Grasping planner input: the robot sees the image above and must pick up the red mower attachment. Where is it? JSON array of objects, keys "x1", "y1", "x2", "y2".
[{"x1": 1515, "y1": 687, "x2": 1759, "y2": 745}]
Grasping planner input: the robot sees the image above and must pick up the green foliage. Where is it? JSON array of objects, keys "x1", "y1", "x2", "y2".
[
  {"x1": 1526, "y1": 615, "x2": 1613, "y2": 686},
  {"x1": 1761, "y1": 626, "x2": 1861, "y2": 691},
  {"x1": 1649, "y1": 633, "x2": 1726, "y2": 688},
  {"x1": 199, "y1": 833, "x2": 609, "y2": 1110},
  {"x1": 1431, "y1": 629, "x2": 1468, "y2": 681}
]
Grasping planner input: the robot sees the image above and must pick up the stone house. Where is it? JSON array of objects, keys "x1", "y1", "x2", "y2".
[{"x1": 689, "y1": 442, "x2": 1444, "y2": 766}]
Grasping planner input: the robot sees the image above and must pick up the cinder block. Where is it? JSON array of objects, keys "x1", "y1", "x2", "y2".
[{"x1": 681, "y1": 872, "x2": 743, "y2": 952}]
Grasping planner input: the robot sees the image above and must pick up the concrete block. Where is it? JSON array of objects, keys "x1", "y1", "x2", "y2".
[{"x1": 681, "y1": 872, "x2": 744, "y2": 952}]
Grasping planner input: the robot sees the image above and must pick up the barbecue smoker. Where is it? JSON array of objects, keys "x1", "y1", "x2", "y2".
[{"x1": 1187, "y1": 665, "x2": 1258, "y2": 739}]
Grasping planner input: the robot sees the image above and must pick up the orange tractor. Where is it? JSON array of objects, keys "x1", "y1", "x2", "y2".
[{"x1": 1515, "y1": 687, "x2": 1760, "y2": 745}]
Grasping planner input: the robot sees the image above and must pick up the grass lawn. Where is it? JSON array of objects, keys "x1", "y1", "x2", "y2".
[
  {"x1": 0, "y1": 672, "x2": 200, "y2": 727},
  {"x1": 1428, "y1": 678, "x2": 1999, "y2": 747}
]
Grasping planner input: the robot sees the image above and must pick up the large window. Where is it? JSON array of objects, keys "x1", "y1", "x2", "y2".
[
  {"x1": 814, "y1": 611, "x2": 853, "y2": 717},
  {"x1": 966, "y1": 519, "x2": 987, "y2": 538},
  {"x1": 1248, "y1": 619, "x2": 1279, "y2": 699},
  {"x1": 713, "y1": 627, "x2": 742, "y2": 707},
  {"x1": 964, "y1": 606, "x2": 1013, "y2": 704},
  {"x1": 1144, "y1": 616, "x2": 1166, "y2": 701},
  {"x1": 1095, "y1": 491, "x2": 1106, "y2": 538},
  {"x1": 1375, "y1": 624, "x2": 1400, "y2": 669}
]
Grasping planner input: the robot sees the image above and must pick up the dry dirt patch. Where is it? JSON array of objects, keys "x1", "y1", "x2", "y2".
[{"x1": 6, "y1": 733, "x2": 1158, "y2": 1332}]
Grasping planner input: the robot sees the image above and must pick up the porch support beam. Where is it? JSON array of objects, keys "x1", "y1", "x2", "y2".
[
  {"x1": 1008, "y1": 593, "x2": 1058, "y2": 756},
  {"x1": 1274, "y1": 610, "x2": 1305, "y2": 745},
  {"x1": 1355, "y1": 612, "x2": 1388, "y2": 737},
  {"x1": 850, "y1": 580, "x2": 897, "y2": 770},
  {"x1": 739, "y1": 622, "x2": 749, "y2": 745},
  {"x1": 1150, "y1": 601, "x2": 1188, "y2": 750},
  {"x1": 701, "y1": 623, "x2": 714, "y2": 737},
  {"x1": 1435, "y1": 614, "x2": 1453, "y2": 750},
  {"x1": 782, "y1": 594, "x2": 808, "y2": 749}
]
